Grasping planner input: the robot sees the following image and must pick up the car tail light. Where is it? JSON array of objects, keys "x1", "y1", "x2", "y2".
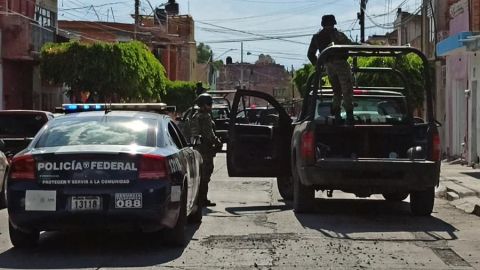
[
  {"x1": 432, "y1": 133, "x2": 441, "y2": 161},
  {"x1": 353, "y1": 89, "x2": 368, "y2": 95},
  {"x1": 139, "y1": 154, "x2": 169, "y2": 180},
  {"x1": 301, "y1": 131, "x2": 315, "y2": 164},
  {"x1": 10, "y1": 155, "x2": 36, "y2": 180}
]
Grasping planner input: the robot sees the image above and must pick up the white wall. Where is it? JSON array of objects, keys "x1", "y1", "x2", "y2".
[{"x1": 468, "y1": 52, "x2": 480, "y2": 164}]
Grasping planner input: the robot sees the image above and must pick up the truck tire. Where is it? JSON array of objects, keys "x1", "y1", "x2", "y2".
[
  {"x1": 410, "y1": 187, "x2": 434, "y2": 216},
  {"x1": 163, "y1": 188, "x2": 187, "y2": 246},
  {"x1": 277, "y1": 176, "x2": 293, "y2": 200},
  {"x1": 9, "y1": 222, "x2": 39, "y2": 248},
  {"x1": 293, "y1": 171, "x2": 315, "y2": 213},
  {"x1": 382, "y1": 193, "x2": 409, "y2": 202}
]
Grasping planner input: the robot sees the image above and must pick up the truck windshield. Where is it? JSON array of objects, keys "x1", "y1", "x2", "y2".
[{"x1": 315, "y1": 95, "x2": 408, "y2": 124}]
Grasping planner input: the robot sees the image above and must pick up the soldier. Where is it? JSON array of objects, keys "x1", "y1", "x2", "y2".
[
  {"x1": 191, "y1": 93, "x2": 222, "y2": 207},
  {"x1": 195, "y1": 81, "x2": 208, "y2": 96},
  {"x1": 307, "y1": 14, "x2": 354, "y2": 125}
]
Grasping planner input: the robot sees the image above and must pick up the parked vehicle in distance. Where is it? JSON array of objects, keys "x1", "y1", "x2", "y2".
[
  {"x1": 7, "y1": 104, "x2": 203, "y2": 248},
  {"x1": 226, "y1": 46, "x2": 441, "y2": 216},
  {"x1": 0, "y1": 110, "x2": 54, "y2": 160}
]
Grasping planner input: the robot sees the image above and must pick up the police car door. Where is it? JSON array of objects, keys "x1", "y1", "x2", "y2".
[{"x1": 227, "y1": 90, "x2": 292, "y2": 177}]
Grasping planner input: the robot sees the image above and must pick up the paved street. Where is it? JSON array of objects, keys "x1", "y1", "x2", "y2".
[{"x1": 0, "y1": 153, "x2": 479, "y2": 269}]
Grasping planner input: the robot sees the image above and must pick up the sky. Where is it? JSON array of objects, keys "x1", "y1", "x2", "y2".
[{"x1": 58, "y1": 0, "x2": 423, "y2": 69}]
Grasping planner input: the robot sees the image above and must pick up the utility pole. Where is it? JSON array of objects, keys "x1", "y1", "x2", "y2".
[
  {"x1": 240, "y1": 42, "x2": 244, "y2": 89},
  {"x1": 421, "y1": 0, "x2": 428, "y2": 56},
  {"x1": 358, "y1": 0, "x2": 368, "y2": 43},
  {"x1": 134, "y1": 0, "x2": 140, "y2": 40}
]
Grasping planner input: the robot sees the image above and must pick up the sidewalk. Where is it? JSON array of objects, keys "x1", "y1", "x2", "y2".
[{"x1": 438, "y1": 162, "x2": 480, "y2": 216}]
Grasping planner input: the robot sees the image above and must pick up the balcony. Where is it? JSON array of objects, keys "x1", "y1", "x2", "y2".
[{"x1": 31, "y1": 23, "x2": 55, "y2": 53}]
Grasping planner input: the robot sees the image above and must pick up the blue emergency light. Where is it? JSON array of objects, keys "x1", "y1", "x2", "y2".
[{"x1": 63, "y1": 104, "x2": 105, "y2": 113}]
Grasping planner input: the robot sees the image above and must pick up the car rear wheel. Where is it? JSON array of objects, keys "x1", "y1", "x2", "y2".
[
  {"x1": 9, "y1": 221, "x2": 39, "y2": 248},
  {"x1": 163, "y1": 188, "x2": 187, "y2": 247},
  {"x1": 410, "y1": 187, "x2": 435, "y2": 216},
  {"x1": 277, "y1": 176, "x2": 293, "y2": 200},
  {"x1": 293, "y1": 165, "x2": 314, "y2": 213},
  {"x1": 382, "y1": 192, "x2": 409, "y2": 202}
]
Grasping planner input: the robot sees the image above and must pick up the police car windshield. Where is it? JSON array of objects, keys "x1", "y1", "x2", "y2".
[
  {"x1": 35, "y1": 116, "x2": 156, "y2": 148},
  {"x1": 315, "y1": 95, "x2": 408, "y2": 124}
]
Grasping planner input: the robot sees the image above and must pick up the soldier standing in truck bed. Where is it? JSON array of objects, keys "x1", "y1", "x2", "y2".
[{"x1": 307, "y1": 14, "x2": 354, "y2": 125}]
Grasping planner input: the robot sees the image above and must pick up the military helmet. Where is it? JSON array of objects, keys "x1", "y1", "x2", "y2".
[
  {"x1": 195, "y1": 93, "x2": 213, "y2": 106},
  {"x1": 196, "y1": 81, "x2": 203, "y2": 87},
  {"x1": 321, "y1": 15, "x2": 337, "y2": 27}
]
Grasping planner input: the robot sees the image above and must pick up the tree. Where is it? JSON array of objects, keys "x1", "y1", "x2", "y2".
[
  {"x1": 161, "y1": 81, "x2": 197, "y2": 112},
  {"x1": 41, "y1": 41, "x2": 167, "y2": 101},
  {"x1": 255, "y1": 54, "x2": 275, "y2": 65},
  {"x1": 197, "y1": 42, "x2": 212, "y2": 64},
  {"x1": 293, "y1": 64, "x2": 315, "y2": 98},
  {"x1": 354, "y1": 54, "x2": 425, "y2": 109},
  {"x1": 292, "y1": 54, "x2": 425, "y2": 108}
]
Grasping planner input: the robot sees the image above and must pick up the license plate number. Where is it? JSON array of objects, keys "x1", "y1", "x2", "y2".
[
  {"x1": 70, "y1": 196, "x2": 102, "y2": 211},
  {"x1": 115, "y1": 193, "x2": 142, "y2": 209}
]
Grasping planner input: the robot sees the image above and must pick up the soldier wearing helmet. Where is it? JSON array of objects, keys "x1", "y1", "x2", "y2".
[
  {"x1": 308, "y1": 14, "x2": 354, "y2": 125},
  {"x1": 195, "y1": 81, "x2": 208, "y2": 96},
  {"x1": 190, "y1": 93, "x2": 222, "y2": 207}
]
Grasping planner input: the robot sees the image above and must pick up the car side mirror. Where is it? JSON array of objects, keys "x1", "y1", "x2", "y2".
[{"x1": 0, "y1": 139, "x2": 5, "y2": 152}]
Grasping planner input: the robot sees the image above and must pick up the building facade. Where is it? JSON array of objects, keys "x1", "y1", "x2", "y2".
[
  {"x1": 58, "y1": 14, "x2": 198, "y2": 83},
  {"x1": 0, "y1": 0, "x2": 61, "y2": 110},
  {"x1": 436, "y1": 0, "x2": 480, "y2": 164}
]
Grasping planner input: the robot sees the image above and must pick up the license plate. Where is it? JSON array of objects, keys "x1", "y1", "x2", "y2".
[
  {"x1": 115, "y1": 193, "x2": 142, "y2": 209},
  {"x1": 70, "y1": 196, "x2": 102, "y2": 211}
]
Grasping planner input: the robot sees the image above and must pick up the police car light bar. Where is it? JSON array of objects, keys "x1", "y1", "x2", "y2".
[{"x1": 62, "y1": 103, "x2": 168, "y2": 114}]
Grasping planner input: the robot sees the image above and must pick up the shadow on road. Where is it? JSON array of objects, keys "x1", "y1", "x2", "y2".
[
  {"x1": 224, "y1": 204, "x2": 292, "y2": 215},
  {"x1": 0, "y1": 224, "x2": 200, "y2": 269},
  {"x1": 294, "y1": 198, "x2": 458, "y2": 242}
]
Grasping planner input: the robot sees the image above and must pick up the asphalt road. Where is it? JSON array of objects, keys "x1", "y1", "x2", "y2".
[{"x1": 0, "y1": 153, "x2": 479, "y2": 269}]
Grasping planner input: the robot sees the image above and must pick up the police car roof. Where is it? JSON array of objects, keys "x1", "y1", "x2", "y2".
[{"x1": 57, "y1": 110, "x2": 169, "y2": 119}]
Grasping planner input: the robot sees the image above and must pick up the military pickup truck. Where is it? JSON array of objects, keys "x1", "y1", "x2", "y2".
[{"x1": 226, "y1": 46, "x2": 441, "y2": 216}]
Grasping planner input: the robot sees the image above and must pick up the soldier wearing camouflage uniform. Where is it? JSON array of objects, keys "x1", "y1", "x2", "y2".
[
  {"x1": 190, "y1": 93, "x2": 222, "y2": 207},
  {"x1": 307, "y1": 14, "x2": 354, "y2": 125}
]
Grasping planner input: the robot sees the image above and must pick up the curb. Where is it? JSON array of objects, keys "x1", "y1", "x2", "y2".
[{"x1": 439, "y1": 180, "x2": 480, "y2": 217}]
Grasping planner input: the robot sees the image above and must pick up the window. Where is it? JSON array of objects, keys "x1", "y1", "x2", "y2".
[
  {"x1": 36, "y1": 116, "x2": 156, "y2": 148},
  {"x1": 35, "y1": 5, "x2": 56, "y2": 28},
  {"x1": 168, "y1": 122, "x2": 184, "y2": 149},
  {"x1": 236, "y1": 96, "x2": 280, "y2": 126},
  {"x1": 0, "y1": 114, "x2": 47, "y2": 137}
]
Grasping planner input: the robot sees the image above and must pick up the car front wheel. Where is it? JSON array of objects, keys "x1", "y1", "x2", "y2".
[
  {"x1": 277, "y1": 176, "x2": 293, "y2": 200},
  {"x1": 163, "y1": 188, "x2": 187, "y2": 246}
]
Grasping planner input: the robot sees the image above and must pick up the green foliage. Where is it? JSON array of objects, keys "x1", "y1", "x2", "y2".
[
  {"x1": 197, "y1": 42, "x2": 212, "y2": 64},
  {"x1": 41, "y1": 41, "x2": 167, "y2": 101},
  {"x1": 162, "y1": 81, "x2": 197, "y2": 112},
  {"x1": 293, "y1": 54, "x2": 425, "y2": 108},
  {"x1": 354, "y1": 54, "x2": 424, "y2": 109},
  {"x1": 293, "y1": 64, "x2": 315, "y2": 98}
]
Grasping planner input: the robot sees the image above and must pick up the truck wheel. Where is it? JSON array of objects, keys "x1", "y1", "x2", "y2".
[
  {"x1": 277, "y1": 176, "x2": 293, "y2": 200},
  {"x1": 9, "y1": 222, "x2": 39, "y2": 248},
  {"x1": 382, "y1": 193, "x2": 409, "y2": 202},
  {"x1": 163, "y1": 188, "x2": 187, "y2": 246},
  {"x1": 410, "y1": 187, "x2": 435, "y2": 216},
  {"x1": 293, "y1": 171, "x2": 315, "y2": 213}
]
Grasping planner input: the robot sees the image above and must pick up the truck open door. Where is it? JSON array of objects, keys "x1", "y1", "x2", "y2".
[{"x1": 227, "y1": 90, "x2": 293, "y2": 178}]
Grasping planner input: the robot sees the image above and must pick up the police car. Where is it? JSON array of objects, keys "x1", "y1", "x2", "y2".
[{"x1": 6, "y1": 103, "x2": 203, "y2": 248}]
